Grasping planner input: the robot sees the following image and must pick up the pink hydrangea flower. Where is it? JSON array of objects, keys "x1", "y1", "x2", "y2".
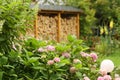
[
  {"x1": 46, "y1": 45, "x2": 55, "y2": 51},
  {"x1": 84, "y1": 76, "x2": 90, "y2": 80},
  {"x1": 103, "y1": 75, "x2": 112, "y2": 80},
  {"x1": 73, "y1": 59, "x2": 81, "y2": 64},
  {"x1": 38, "y1": 48, "x2": 44, "y2": 52},
  {"x1": 47, "y1": 60, "x2": 54, "y2": 65},
  {"x1": 90, "y1": 52, "x2": 98, "y2": 62},
  {"x1": 62, "y1": 52, "x2": 71, "y2": 58},
  {"x1": 80, "y1": 52, "x2": 90, "y2": 57},
  {"x1": 70, "y1": 67, "x2": 76, "y2": 73},
  {"x1": 97, "y1": 76, "x2": 104, "y2": 80},
  {"x1": 115, "y1": 74, "x2": 120, "y2": 80},
  {"x1": 54, "y1": 57, "x2": 60, "y2": 62},
  {"x1": 115, "y1": 78, "x2": 120, "y2": 80},
  {"x1": 99, "y1": 69, "x2": 107, "y2": 76}
]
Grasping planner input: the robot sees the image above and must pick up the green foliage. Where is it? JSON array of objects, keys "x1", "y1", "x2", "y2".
[
  {"x1": 65, "y1": 0, "x2": 96, "y2": 35},
  {"x1": 0, "y1": 0, "x2": 35, "y2": 54},
  {"x1": 0, "y1": 35, "x2": 100, "y2": 79},
  {"x1": 65, "y1": 0, "x2": 120, "y2": 37}
]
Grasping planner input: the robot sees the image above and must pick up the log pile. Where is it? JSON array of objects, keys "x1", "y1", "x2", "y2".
[
  {"x1": 60, "y1": 14, "x2": 77, "y2": 41},
  {"x1": 26, "y1": 27, "x2": 34, "y2": 38},
  {"x1": 37, "y1": 14, "x2": 58, "y2": 41}
]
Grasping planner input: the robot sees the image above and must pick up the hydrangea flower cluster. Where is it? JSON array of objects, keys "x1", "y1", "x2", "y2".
[
  {"x1": 80, "y1": 52, "x2": 98, "y2": 62},
  {"x1": 38, "y1": 45, "x2": 55, "y2": 52},
  {"x1": 47, "y1": 57, "x2": 60, "y2": 65}
]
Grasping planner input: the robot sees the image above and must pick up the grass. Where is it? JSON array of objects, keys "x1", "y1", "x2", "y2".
[{"x1": 98, "y1": 49, "x2": 120, "y2": 67}]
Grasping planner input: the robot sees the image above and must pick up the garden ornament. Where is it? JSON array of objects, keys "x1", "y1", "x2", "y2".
[{"x1": 100, "y1": 59, "x2": 114, "y2": 74}]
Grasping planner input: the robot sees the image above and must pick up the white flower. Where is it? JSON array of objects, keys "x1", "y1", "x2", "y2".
[{"x1": 100, "y1": 59, "x2": 114, "y2": 73}]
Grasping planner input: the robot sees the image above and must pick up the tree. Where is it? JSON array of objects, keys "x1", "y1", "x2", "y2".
[
  {"x1": 0, "y1": 0, "x2": 36, "y2": 54},
  {"x1": 65, "y1": 0, "x2": 120, "y2": 36}
]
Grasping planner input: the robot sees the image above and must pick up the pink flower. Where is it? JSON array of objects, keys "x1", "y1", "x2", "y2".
[
  {"x1": 46, "y1": 45, "x2": 55, "y2": 51},
  {"x1": 38, "y1": 48, "x2": 44, "y2": 52},
  {"x1": 70, "y1": 67, "x2": 76, "y2": 73},
  {"x1": 99, "y1": 69, "x2": 107, "y2": 76},
  {"x1": 97, "y1": 76, "x2": 104, "y2": 80},
  {"x1": 73, "y1": 59, "x2": 81, "y2": 64},
  {"x1": 115, "y1": 74, "x2": 120, "y2": 80},
  {"x1": 84, "y1": 76, "x2": 90, "y2": 80},
  {"x1": 80, "y1": 52, "x2": 90, "y2": 57},
  {"x1": 62, "y1": 52, "x2": 71, "y2": 58},
  {"x1": 47, "y1": 60, "x2": 54, "y2": 65},
  {"x1": 90, "y1": 52, "x2": 98, "y2": 62},
  {"x1": 115, "y1": 78, "x2": 120, "y2": 80},
  {"x1": 103, "y1": 75, "x2": 112, "y2": 80},
  {"x1": 54, "y1": 57, "x2": 60, "y2": 62}
]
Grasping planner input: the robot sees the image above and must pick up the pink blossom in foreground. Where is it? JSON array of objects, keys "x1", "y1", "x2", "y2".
[
  {"x1": 70, "y1": 67, "x2": 76, "y2": 73},
  {"x1": 62, "y1": 52, "x2": 71, "y2": 58},
  {"x1": 115, "y1": 74, "x2": 120, "y2": 80},
  {"x1": 99, "y1": 69, "x2": 107, "y2": 76},
  {"x1": 38, "y1": 48, "x2": 44, "y2": 52},
  {"x1": 115, "y1": 78, "x2": 120, "y2": 80},
  {"x1": 54, "y1": 57, "x2": 60, "y2": 62},
  {"x1": 47, "y1": 60, "x2": 54, "y2": 65},
  {"x1": 90, "y1": 52, "x2": 98, "y2": 62},
  {"x1": 80, "y1": 52, "x2": 90, "y2": 57},
  {"x1": 73, "y1": 59, "x2": 81, "y2": 64},
  {"x1": 97, "y1": 76, "x2": 104, "y2": 80},
  {"x1": 103, "y1": 75, "x2": 112, "y2": 80},
  {"x1": 84, "y1": 76, "x2": 90, "y2": 80},
  {"x1": 46, "y1": 45, "x2": 55, "y2": 51}
]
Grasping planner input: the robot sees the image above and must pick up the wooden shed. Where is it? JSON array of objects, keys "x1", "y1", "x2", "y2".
[{"x1": 28, "y1": 5, "x2": 82, "y2": 42}]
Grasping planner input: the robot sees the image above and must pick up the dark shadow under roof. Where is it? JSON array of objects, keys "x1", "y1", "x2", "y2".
[{"x1": 38, "y1": 5, "x2": 83, "y2": 13}]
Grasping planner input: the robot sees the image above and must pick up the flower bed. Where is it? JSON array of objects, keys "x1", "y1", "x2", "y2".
[{"x1": 0, "y1": 35, "x2": 120, "y2": 80}]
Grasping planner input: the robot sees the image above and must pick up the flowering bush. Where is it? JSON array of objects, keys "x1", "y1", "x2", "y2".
[
  {"x1": 18, "y1": 35, "x2": 100, "y2": 80},
  {"x1": 0, "y1": 35, "x2": 118, "y2": 80}
]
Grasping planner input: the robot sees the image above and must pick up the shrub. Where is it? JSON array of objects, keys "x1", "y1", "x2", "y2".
[{"x1": 0, "y1": 35, "x2": 101, "y2": 80}]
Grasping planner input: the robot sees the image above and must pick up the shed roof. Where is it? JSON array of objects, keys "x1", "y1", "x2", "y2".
[
  {"x1": 39, "y1": 5, "x2": 82, "y2": 13},
  {"x1": 37, "y1": 5, "x2": 83, "y2": 13}
]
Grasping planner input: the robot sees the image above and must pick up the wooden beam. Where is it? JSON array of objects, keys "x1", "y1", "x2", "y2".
[
  {"x1": 76, "y1": 13, "x2": 80, "y2": 39},
  {"x1": 34, "y1": 14, "x2": 38, "y2": 39},
  {"x1": 57, "y1": 12, "x2": 61, "y2": 42},
  {"x1": 39, "y1": 10, "x2": 81, "y2": 14}
]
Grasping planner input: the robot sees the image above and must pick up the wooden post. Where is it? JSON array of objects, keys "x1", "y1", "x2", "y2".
[
  {"x1": 76, "y1": 13, "x2": 80, "y2": 39},
  {"x1": 34, "y1": 14, "x2": 38, "y2": 39},
  {"x1": 57, "y1": 12, "x2": 61, "y2": 42}
]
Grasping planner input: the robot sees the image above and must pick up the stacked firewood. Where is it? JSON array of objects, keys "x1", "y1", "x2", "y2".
[
  {"x1": 37, "y1": 14, "x2": 58, "y2": 41},
  {"x1": 60, "y1": 15, "x2": 77, "y2": 41}
]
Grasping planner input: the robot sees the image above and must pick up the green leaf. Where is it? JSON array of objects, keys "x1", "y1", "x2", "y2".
[
  {"x1": 0, "y1": 37, "x2": 5, "y2": 41},
  {"x1": 0, "y1": 71, "x2": 3, "y2": 80},
  {"x1": 9, "y1": 50, "x2": 18, "y2": 61},
  {"x1": 0, "y1": 53, "x2": 3, "y2": 57},
  {"x1": 0, "y1": 56, "x2": 8, "y2": 65},
  {"x1": 55, "y1": 63, "x2": 66, "y2": 68},
  {"x1": 67, "y1": 35, "x2": 77, "y2": 42},
  {"x1": 74, "y1": 63, "x2": 82, "y2": 69},
  {"x1": 10, "y1": 74, "x2": 17, "y2": 77},
  {"x1": 28, "y1": 57, "x2": 39, "y2": 63},
  {"x1": 76, "y1": 72, "x2": 82, "y2": 79},
  {"x1": 32, "y1": 66, "x2": 45, "y2": 70},
  {"x1": 3, "y1": 65, "x2": 14, "y2": 69}
]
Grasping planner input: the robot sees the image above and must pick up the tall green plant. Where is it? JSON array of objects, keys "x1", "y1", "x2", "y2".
[{"x1": 0, "y1": 0, "x2": 35, "y2": 54}]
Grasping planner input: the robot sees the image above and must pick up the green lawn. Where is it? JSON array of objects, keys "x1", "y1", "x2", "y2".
[{"x1": 98, "y1": 49, "x2": 120, "y2": 67}]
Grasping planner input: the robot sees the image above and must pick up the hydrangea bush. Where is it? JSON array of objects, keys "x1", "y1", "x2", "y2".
[
  {"x1": 20, "y1": 35, "x2": 100, "y2": 80},
  {"x1": 0, "y1": 35, "x2": 119, "y2": 80}
]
